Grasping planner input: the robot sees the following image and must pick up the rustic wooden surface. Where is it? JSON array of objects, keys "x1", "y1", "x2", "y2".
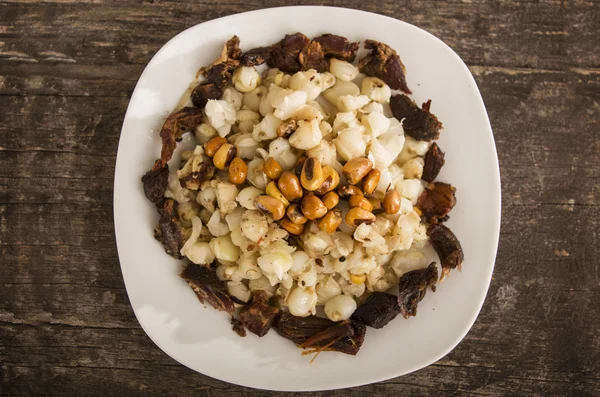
[{"x1": 1, "y1": 0, "x2": 599, "y2": 396}]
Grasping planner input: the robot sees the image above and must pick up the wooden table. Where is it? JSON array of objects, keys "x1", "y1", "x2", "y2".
[{"x1": 1, "y1": 1, "x2": 598, "y2": 396}]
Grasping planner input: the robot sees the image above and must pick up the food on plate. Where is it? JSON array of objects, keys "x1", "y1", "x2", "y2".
[{"x1": 141, "y1": 33, "x2": 464, "y2": 357}]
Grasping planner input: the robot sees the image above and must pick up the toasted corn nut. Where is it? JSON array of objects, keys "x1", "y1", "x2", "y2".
[
  {"x1": 301, "y1": 157, "x2": 325, "y2": 191},
  {"x1": 338, "y1": 185, "x2": 364, "y2": 199},
  {"x1": 228, "y1": 157, "x2": 248, "y2": 184},
  {"x1": 287, "y1": 204, "x2": 308, "y2": 224},
  {"x1": 384, "y1": 187, "x2": 401, "y2": 214},
  {"x1": 318, "y1": 209, "x2": 343, "y2": 234},
  {"x1": 301, "y1": 194, "x2": 328, "y2": 220},
  {"x1": 350, "y1": 274, "x2": 366, "y2": 284},
  {"x1": 322, "y1": 191, "x2": 340, "y2": 210},
  {"x1": 277, "y1": 120, "x2": 298, "y2": 137},
  {"x1": 362, "y1": 169, "x2": 381, "y2": 195},
  {"x1": 349, "y1": 195, "x2": 373, "y2": 212},
  {"x1": 213, "y1": 143, "x2": 237, "y2": 170},
  {"x1": 345, "y1": 207, "x2": 376, "y2": 227},
  {"x1": 266, "y1": 181, "x2": 290, "y2": 207},
  {"x1": 280, "y1": 218, "x2": 305, "y2": 235},
  {"x1": 342, "y1": 157, "x2": 373, "y2": 185},
  {"x1": 204, "y1": 136, "x2": 227, "y2": 158},
  {"x1": 314, "y1": 166, "x2": 340, "y2": 195},
  {"x1": 414, "y1": 207, "x2": 423, "y2": 217},
  {"x1": 368, "y1": 197, "x2": 384, "y2": 214},
  {"x1": 278, "y1": 172, "x2": 304, "y2": 202},
  {"x1": 264, "y1": 157, "x2": 283, "y2": 180},
  {"x1": 254, "y1": 195, "x2": 286, "y2": 220},
  {"x1": 294, "y1": 156, "x2": 307, "y2": 177}
]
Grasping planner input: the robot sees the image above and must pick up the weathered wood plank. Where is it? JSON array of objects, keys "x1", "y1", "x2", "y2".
[{"x1": 1, "y1": 0, "x2": 599, "y2": 396}]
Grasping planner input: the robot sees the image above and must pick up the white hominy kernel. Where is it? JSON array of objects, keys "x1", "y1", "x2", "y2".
[
  {"x1": 361, "y1": 77, "x2": 392, "y2": 103},
  {"x1": 324, "y1": 294, "x2": 357, "y2": 321},
  {"x1": 286, "y1": 286, "x2": 318, "y2": 317},
  {"x1": 233, "y1": 66, "x2": 261, "y2": 93},
  {"x1": 329, "y1": 58, "x2": 359, "y2": 82}
]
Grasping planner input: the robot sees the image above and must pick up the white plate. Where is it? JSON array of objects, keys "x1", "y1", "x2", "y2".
[{"x1": 114, "y1": 6, "x2": 501, "y2": 391}]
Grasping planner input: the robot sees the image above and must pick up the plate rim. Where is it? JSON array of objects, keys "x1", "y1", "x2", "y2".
[{"x1": 113, "y1": 5, "x2": 502, "y2": 391}]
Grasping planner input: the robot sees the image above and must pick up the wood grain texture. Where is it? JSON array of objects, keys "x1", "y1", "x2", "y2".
[{"x1": 1, "y1": 0, "x2": 599, "y2": 396}]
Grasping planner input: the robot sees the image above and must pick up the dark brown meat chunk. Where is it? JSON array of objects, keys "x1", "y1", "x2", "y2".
[
  {"x1": 141, "y1": 160, "x2": 169, "y2": 204},
  {"x1": 299, "y1": 40, "x2": 328, "y2": 72},
  {"x1": 397, "y1": 263, "x2": 438, "y2": 319},
  {"x1": 422, "y1": 142, "x2": 445, "y2": 182},
  {"x1": 352, "y1": 292, "x2": 401, "y2": 329},
  {"x1": 390, "y1": 94, "x2": 443, "y2": 142},
  {"x1": 192, "y1": 36, "x2": 241, "y2": 107},
  {"x1": 268, "y1": 33, "x2": 311, "y2": 73},
  {"x1": 240, "y1": 46, "x2": 271, "y2": 67},
  {"x1": 180, "y1": 263, "x2": 235, "y2": 314},
  {"x1": 313, "y1": 34, "x2": 360, "y2": 62},
  {"x1": 191, "y1": 81, "x2": 223, "y2": 108},
  {"x1": 158, "y1": 107, "x2": 203, "y2": 167},
  {"x1": 358, "y1": 40, "x2": 411, "y2": 94},
  {"x1": 179, "y1": 162, "x2": 215, "y2": 191},
  {"x1": 417, "y1": 182, "x2": 456, "y2": 223},
  {"x1": 275, "y1": 312, "x2": 366, "y2": 355},
  {"x1": 238, "y1": 290, "x2": 280, "y2": 337},
  {"x1": 427, "y1": 224, "x2": 464, "y2": 279},
  {"x1": 153, "y1": 199, "x2": 184, "y2": 259},
  {"x1": 231, "y1": 317, "x2": 247, "y2": 337}
]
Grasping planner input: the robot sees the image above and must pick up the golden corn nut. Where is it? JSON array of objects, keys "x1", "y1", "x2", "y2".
[
  {"x1": 342, "y1": 157, "x2": 373, "y2": 185},
  {"x1": 264, "y1": 157, "x2": 283, "y2": 180},
  {"x1": 280, "y1": 218, "x2": 305, "y2": 235},
  {"x1": 349, "y1": 195, "x2": 373, "y2": 212},
  {"x1": 301, "y1": 194, "x2": 328, "y2": 220},
  {"x1": 383, "y1": 188, "x2": 401, "y2": 214},
  {"x1": 318, "y1": 209, "x2": 343, "y2": 234},
  {"x1": 254, "y1": 195, "x2": 286, "y2": 220},
  {"x1": 213, "y1": 143, "x2": 237, "y2": 170},
  {"x1": 266, "y1": 181, "x2": 290, "y2": 207},
  {"x1": 228, "y1": 157, "x2": 248, "y2": 184},
  {"x1": 338, "y1": 185, "x2": 364, "y2": 199},
  {"x1": 294, "y1": 156, "x2": 307, "y2": 177},
  {"x1": 204, "y1": 136, "x2": 227, "y2": 158},
  {"x1": 322, "y1": 191, "x2": 340, "y2": 210},
  {"x1": 287, "y1": 204, "x2": 308, "y2": 224},
  {"x1": 277, "y1": 172, "x2": 304, "y2": 202},
  {"x1": 345, "y1": 207, "x2": 376, "y2": 227},
  {"x1": 368, "y1": 197, "x2": 384, "y2": 214},
  {"x1": 301, "y1": 157, "x2": 325, "y2": 191},
  {"x1": 314, "y1": 166, "x2": 340, "y2": 195},
  {"x1": 362, "y1": 169, "x2": 381, "y2": 195}
]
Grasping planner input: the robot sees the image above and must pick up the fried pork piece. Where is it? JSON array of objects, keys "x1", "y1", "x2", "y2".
[
  {"x1": 358, "y1": 40, "x2": 411, "y2": 94},
  {"x1": 390, "y1": 95, "x2": 443, "y2": 141},
  {"x1": 275, "y1": 311, "x2": 366, "y2": 355},
  {"x1": 397, "y1": 262, "x2": 438, "y2": 319},
  {"x1": 268, "y1": 32, "x2": 311, "y2": 73},
  {"x1": 192, "y1": 36, "x2": 241, "y2": 107},
  {"x1": 180, "y1": 263, "x2": 235, "y2": 314},
  {"x1": 427, "y1": 224, "x2": 464, "y2": 279},
  {"x1": 158, "y1": 107, "x2": 203, "y2": 168},
  {"x1": 153, "y1": 199, "x2": 185, "y2": 259},
  {"x1": 417, "y1": 182, "x2": 456, "y2": 223},
  {"x1": 299, "y1": 40, "x2": 329, "y2": 72},
  {"x1": 313, "y1": 33, "x2": 360, "y2": 62},
  {"x1": 422, "y1": 142, "x2": 445, "y2": 182},
  {"x1": 238, "y1": 290, "x2": 280, "y2": 337},
  {"x1": 231, "y1": 317, "x2": 247, "y2": 337},
  {"x1": 141, "y1": 160, "x2": 169, "y2": 204},
  {"x1": 240, "y1": 46, "x2": 271, "y2": 67},
  {"x1": 352, "y1": 292, "x2": 401, "y2": 329}
]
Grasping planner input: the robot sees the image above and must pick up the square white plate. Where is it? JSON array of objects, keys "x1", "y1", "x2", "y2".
[{"x1": 114, "y1": 6, "x2": 501, "y2": 391}]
